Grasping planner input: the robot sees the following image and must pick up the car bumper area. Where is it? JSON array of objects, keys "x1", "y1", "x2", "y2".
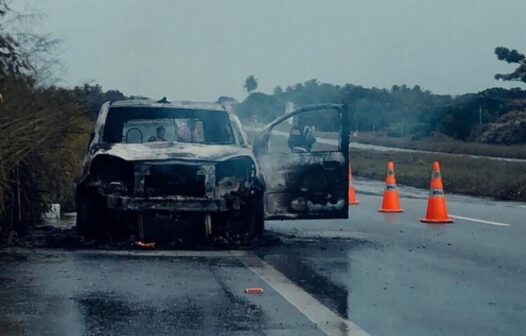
[{"x1": 107, "y1": 195, "x2": 242, "y2": 212}]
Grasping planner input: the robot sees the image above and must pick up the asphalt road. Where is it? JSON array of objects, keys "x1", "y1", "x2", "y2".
[{"x1": 0, "y1": 179, "x2": 525, "y2": 336}]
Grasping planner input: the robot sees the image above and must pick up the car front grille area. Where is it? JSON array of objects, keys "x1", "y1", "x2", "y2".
[{"x1": 143, "y1": 164, "x2": 206, "y2": 197}]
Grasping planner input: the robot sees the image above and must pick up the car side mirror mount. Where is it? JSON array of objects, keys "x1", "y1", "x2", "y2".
[{"x1": 86, "y1": 132, "x2": 95, "y2": 152}]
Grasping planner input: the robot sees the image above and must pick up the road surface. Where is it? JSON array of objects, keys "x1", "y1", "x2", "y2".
[{"x1": 0, "y1": 178, "x2": 524, "y2": 336}]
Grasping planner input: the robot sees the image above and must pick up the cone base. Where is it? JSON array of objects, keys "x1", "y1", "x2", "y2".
[
  {"x1": 350, "y1": 201, "x2": 360, "y2": 205},
  {"x1": 379, "y1": 208, "x2": 404, "y2": 213},
  {"x1": 420, "y1": 218, "x2": 454, "y2": 223}
]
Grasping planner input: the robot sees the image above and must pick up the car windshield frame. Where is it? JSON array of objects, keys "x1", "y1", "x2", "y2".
[{"x1": 102, "y1": 106, "x2": 237, "y2": 145}]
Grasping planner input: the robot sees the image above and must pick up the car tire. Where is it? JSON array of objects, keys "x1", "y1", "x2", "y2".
[{"x1": 76, "y1": 192, "x2": 107, "y2": 240}]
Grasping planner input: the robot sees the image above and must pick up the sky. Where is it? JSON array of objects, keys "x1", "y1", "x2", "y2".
[{"x1": 14, "y1": 0, "x2": 526, "y2": 101}]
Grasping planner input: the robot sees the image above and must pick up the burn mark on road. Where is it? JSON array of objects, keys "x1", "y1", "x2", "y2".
[
  {"x1": 259, "y1": 253, "x2": 350, "y2": 318},
  {"x1": 75, "y1": 286, "x2": 266, "y2": 335},
  {"x1": 209, "y1": 259, "x2": 266, "y2": 334},
  {"x1": 255, "y1": 237, "x2": 373, "y2": 319}
]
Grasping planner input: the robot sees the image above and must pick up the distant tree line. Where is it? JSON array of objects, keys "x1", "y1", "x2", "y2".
[{"x1": 236, "y1": 50, "x2": 526, "y2": 144}]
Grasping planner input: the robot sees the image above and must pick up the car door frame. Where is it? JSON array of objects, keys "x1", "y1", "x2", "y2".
[{"x1": 253, "y1": 103, "x2": 350, "y2": 220}]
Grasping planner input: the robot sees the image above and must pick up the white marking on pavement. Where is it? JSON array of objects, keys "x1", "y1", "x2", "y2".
[
  {"x1": 450, "y1": 215, "x2": 511, "y2": 227},
  {"x1": 242, "y1": 255, "x2": 370, "y2": 336}
]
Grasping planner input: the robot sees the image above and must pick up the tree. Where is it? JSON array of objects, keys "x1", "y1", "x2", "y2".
[
  {"x1": 243, "y1": 75, "x2": 258, "y2": 94},
  {"x1": 0, "y1": 0, "x2": 62, "y2": 84},
  {"x1": 0, "y1": 1, "x2": 30, "y2": 78},
  {"x1": 71, "y1": 83, "x2": 126, "y2": 118},
  {"x1": 494, "y1": 47, "x2": 526, "y2": 84},
  {"x1": 273, "y1": 86, "x2": 283, "y2": 96},
  {"x1": 0, "y1": 2, "x2": 94, "y2": 237}
]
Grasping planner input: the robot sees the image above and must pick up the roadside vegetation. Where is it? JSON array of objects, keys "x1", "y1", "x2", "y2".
[
  {"x1": 237, "y1": 83, "x2": 526, "y2": 146},
  {"x1": 237, "y1": 48, "x2": 526, "y2": 149},
  {"x1": 351, "y1": 149, "x2": 526, "y2": 202},
  {"x1": 0, "y1": 2, "x2": 129, "y2": 241},
  {"x1": 351, "y1": 132, "x2": 526, "y2": 160}
]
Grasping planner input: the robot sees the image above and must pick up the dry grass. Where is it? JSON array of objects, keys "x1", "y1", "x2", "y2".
[
  {"x1": 0, "y1": 78, "x2": 93, "y2": 232},
  {"x1": 353, "y1": 132, "x2": 526, "y2": 160},
  {"x1": 351, "y1": 149, "x2": 526, "y2": 202}
]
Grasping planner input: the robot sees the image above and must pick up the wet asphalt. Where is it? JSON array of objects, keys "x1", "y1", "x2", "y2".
[{"x1": 0, "y1": 179, "x2": 525, "y2": 336}]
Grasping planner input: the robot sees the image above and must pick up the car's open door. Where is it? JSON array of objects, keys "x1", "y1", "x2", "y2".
[{"x1": 253, "y1": 104, "x2": 349, "y2": 220}]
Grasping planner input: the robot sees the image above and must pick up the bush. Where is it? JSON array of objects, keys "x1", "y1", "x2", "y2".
[
  {"x1": 0, "y1": 77, "x2": 92, "y2": 235},
  {"x1": 476, "y1": 110, "x2": 526, "y2": 144}
]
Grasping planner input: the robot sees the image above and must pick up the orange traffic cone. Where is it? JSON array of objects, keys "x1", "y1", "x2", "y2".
[
  {"x1": 348, "y1": 165, "x2": 360, "y2": 205},
  {"x1": 420, "y1": 161, "x2": 454, "y2": 223},
  {"x1": 378, "y1": 162, "x2": 404, "y2": 212}
]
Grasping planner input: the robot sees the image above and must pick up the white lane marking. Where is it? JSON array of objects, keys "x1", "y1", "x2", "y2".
[
  {"x1": 450, "y1": 215, "x2": 511, "y2": 227},
  {"x1": 241, "y1": 255, "x2": 370, "y2": 336}
]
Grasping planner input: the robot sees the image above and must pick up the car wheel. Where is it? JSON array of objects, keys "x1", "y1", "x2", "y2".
[{"x1": 76, "y1": 192, "x2": 107, "y2": 240}]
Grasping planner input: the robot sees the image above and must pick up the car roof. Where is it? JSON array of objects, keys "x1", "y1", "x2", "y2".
[{"x1": 109, "y1": 99, "x2": 227, "y2": 112}]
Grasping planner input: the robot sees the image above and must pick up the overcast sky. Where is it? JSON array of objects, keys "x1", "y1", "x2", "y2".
[{"x1": 16, "y1": 0, "x2": 526, "y2": 100}]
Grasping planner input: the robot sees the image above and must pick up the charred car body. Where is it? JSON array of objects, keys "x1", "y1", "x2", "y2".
[{"x1": 76, "y1": 100, "x2": 349, "y2": 242}]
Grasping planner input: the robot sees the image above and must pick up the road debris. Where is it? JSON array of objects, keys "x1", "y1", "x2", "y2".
[
  {"x1": 245, "y1": 287, "x2": 264, "y2": 295},
  {"x1": 136, "y1": 241, "x2": 156, "y2": 249}
]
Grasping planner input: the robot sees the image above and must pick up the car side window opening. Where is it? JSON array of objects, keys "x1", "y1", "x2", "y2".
[{"x1": 268, "y1": 108, "x2": 341, "y2": 154}]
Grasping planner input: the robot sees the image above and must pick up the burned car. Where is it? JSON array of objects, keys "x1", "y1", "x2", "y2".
[{"x1": 76, "y1": 100, "x2": 350, "y2": 242}]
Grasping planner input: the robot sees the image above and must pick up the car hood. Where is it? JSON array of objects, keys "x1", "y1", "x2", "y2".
[{"x1": 95, "y1": 142, "x2": 254, "y2": 162}]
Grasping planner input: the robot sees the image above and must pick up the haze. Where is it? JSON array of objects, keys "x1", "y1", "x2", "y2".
[{"x1": 19, "y1": 0, "x2": 526, "y2": 100}]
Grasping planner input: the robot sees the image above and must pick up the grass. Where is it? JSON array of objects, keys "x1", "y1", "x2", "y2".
[
  {"x1": 351, "y1": 149, "x2": 526, "y2": 202},
  {"x1": 352, "y1": 132, "x2": 526, "y2": 160}
]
